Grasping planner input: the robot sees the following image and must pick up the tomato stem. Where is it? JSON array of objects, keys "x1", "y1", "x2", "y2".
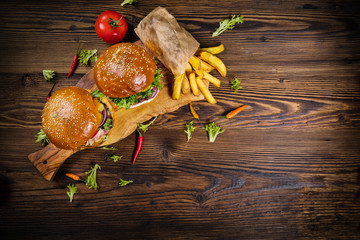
[{"x1": 107, "y1": 17, "x2": 124, "y2": 31}]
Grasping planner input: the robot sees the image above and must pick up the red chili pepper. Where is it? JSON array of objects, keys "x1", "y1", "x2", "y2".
[
  {"x1": 67, "y1": 42, "x2": 81, "y2": 78},
  {"x1": 132, "y1": 130, "x2": 143, "y2": 165},
  {"x1": 67, "y1": 55, "x2": 78, "y2": 78}
]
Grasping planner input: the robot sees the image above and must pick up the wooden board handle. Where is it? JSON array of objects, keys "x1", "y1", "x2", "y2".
[{"x1": 28, "y1": 143, "x2": 76, "y2": 181}]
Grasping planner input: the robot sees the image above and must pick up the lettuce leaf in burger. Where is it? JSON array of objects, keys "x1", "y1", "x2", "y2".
[{"x1": 93, "y1": 42, "x2": 163, "y2": 109}]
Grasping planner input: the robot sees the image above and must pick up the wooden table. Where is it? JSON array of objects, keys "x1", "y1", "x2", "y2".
[{"x1": 1, "y1": 0, "x2": 359, "y2": 239}]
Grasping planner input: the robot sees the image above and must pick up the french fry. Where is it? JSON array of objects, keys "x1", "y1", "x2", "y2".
[
  {"x1": 198, "y1": 51, "x2": 227, "y2": 77},
  {"x1": 181, "y1": 73, "x2": 190, "y2": 94},
  {"x1": 186, "y1": 46, "x2": 225, "y2": 100},
  {"x1": 188, "y1": 56, "x2": 201, "y2": 71},
  {"x1": 203, "y1": 71, "x2": 221, "y2": 87},
  {"x1": 198, "y1": 44, "x2": 225, "y2": 55},
  {"x1": 185, "y1": 62, "x2": 192, "y2": 74},
  {"x1": 189, "y1": 56, "x2": 214, "y2": 73},
  {"x1": 172, "y1": 73, "x2": 185, "y2": 100},
  {"x1": 196, "y1": 78, "x2": 216, "y2": 104},
  {"x1": 196, "y1": 68, "x2": 204, "y2": 80},
  {"x1": 199, "y1": 59, "x2": 215, "y2": 72},
  {"x1": 188, "y1": 72, "x2": 199, "y2": 96}
]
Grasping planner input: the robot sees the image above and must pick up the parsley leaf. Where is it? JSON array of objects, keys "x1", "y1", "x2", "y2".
[
  {"x1": 119, "y1": 179, "x2": 133, "y2": 187},
  {"x1": 85, "y1": 164, "x2": 101, "y2": 190},
  {"x1": 110, "y1": 155, "x2": 123, "y2": 162},
  {"x1": 35, "y1": 129, "x2": 49, "y2": 146},
  {"x1": 78, "y1": 49, "x2": 98, "y2": 66},
  {"x1": 66, "y1": 184, "x2": 78, "y2": 202},
  {"x1": 184, "y1": 120, "x2": 196, "y2": 142},
  {"x1": 212, "y1": 15, "x2": 244, "y2": 37},
  {"x1": 121, "y1": 0, "x2": 137, "y2": 6},
  {"x1": 230, "y1": 77, "x2": 242, "y2": 92},
  {"x1": 101, "y1": 146, "x2": 118, "y2": 150},
  {"x1": 138, "y1": 116, "x2": 157, "y2": 133},
  {"x1": 42, "y1": 70, "x2": 56, "y2": 81},
  {"x1": 203, "y1": 122, "x2": 225, "y2": 142}
]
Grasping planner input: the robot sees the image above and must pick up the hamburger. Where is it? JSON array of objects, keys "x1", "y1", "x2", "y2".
[
  {"x1": 41, "y1": 86, "x2": 114, "y2": 150},
  {"x1": 93, "y1": 42, "x2": 163, "y2": 109}
]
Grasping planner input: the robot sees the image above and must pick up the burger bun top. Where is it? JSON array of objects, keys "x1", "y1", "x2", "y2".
[
  {"x1": 41, "y1": 86, "x2": 102, "y2": 150},
  {"x1": 94, "y1": 42, "x2": 156, "y2": 98}
]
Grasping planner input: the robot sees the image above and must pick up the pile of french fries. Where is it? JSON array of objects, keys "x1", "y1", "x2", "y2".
[{"x1": 172, "y1": 44, "x2": 226, "y2": 104}]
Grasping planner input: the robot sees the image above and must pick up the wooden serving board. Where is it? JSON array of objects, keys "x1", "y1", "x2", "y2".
[{"x1": 28, "y1": 41, "x2": 205, "y2": 181}]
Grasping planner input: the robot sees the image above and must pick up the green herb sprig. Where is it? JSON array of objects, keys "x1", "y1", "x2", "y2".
[
  {"x1": 35, "y1": 129, "x2": 49, "y2": 146},
  {"x1": 138, "y1": 116, "x2": 158, "y2": 133},
  {"x1": 203, "y1": 122, "x2": 225, "y2": 142},
  {"x1": 119, "y1": 179, "x2": 133, "y2": 187},
  {"x1": 78, "y1": 49, "x2": 98, "y2": 66},
  {"x1": 184, "y1": 120, "x2": 196, "y2": 142},
  {"x1": 101, "y1": 146, "x2": 118, "y2": 150},
  {"x1": 230, "y1": 78, "x2": 242, "y2": 92},
  {"x1": 42, "y1": 70, "x2": 56, "y2": 81},
  {"x1": 85, "y1": 164, "x2": 101, "y2": 190},
  {"x1": 121, "y1": 0, "x2": 137, "y2": 6},
  {"x1": 66, "y1": 184, "x2": 78, "y2": 202},
  {"x1": 110, "y1": 155, "x2": 123, "y2": 162},
  {"x1": 212, "y1": 15, "x2": 244, "y2": 37}
]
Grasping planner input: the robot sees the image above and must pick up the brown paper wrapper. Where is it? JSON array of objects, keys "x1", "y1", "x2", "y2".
[{"x1": 135, "y1": 7, "x2": 200, "y2": 78}]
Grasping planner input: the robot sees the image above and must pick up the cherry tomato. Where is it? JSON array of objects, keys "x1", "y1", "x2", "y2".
[{"x1": 95, "y1": 10, "x2": 127, "y2": 44}]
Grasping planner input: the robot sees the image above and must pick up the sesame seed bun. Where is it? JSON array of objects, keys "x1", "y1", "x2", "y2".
[
  {"x1": 94, "y1": 42, "x2": 156, "y2": 98},
  {"x1": 41, "y1": 86, "x2": 103, "y2": 150}
]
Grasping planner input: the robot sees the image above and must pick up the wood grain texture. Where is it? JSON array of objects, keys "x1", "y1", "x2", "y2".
[{"x1": 0, "y1": 0, "x2": 360, "y2": 239}]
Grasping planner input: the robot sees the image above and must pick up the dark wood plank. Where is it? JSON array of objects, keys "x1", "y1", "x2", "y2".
[
  {"x1": 0, "y1": 0, "x2": 360, "y2": 239},
  {"x1": 1, "y1": 127, "x2": 360, "y2": 239}
]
